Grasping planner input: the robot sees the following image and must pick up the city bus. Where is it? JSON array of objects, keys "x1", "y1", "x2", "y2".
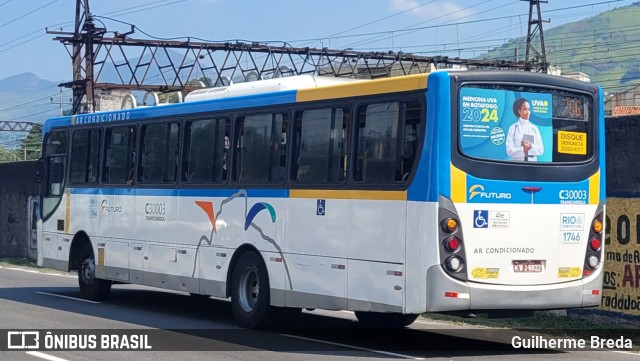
[{"x1": 37, "y1": 70, "x2": 605, "y2": 328}]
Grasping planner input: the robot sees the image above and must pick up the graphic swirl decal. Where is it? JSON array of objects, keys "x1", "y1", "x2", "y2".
[
  {"x1": 244, "y1": 202, "x2": 276, "y2": 230},
  {"x1": 191, "y1": 191, "x2": 292, "y2": 290}
]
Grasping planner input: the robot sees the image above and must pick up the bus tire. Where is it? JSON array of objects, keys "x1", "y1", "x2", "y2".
[
  {"x1": 78, "y1": 245, "x2": 111, "y2": 301},
  {"x1": 354, "y1": 312, "x2": 418, "y2": 328},
  {"x1": 230, "y1": 251, "x2": 273, "y2": 329}
]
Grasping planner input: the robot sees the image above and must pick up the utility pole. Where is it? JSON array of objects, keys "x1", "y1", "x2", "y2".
[
  {"x1": 56, "y1": 0, "x2": 105, "y2": 114},
  {"x1": 522, "y1": 0, "x2": 549, "y2": 73}
]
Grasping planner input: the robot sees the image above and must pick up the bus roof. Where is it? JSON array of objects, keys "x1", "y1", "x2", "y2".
[{"x1": 42, "y1": 73, "x2": 430, "y2": 134}]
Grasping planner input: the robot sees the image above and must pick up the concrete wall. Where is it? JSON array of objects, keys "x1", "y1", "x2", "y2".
[
  {"x1": 604, "y1": 86, "x2": 640, "y2": 116},
  {"x1": 0, "y1": 160, "x2": 38, "y2": 258},
  {"x1": 606, "y1": 115, "x2": 640, "y2": 196},
  {"x1": 595, "y1": 115, "x2": 640, "y2": 318}
]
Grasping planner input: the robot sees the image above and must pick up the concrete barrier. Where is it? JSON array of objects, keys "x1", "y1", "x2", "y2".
[
  {"x1": 582, "y1": 115, "x2": 640, "y2": 319},
  {"x1": 0, "y1": 160, "x2": 38, "y2": 258}
]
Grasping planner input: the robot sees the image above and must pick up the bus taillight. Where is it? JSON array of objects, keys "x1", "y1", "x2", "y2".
[
  {"x1": 441, "y1": 218, "x2": 459, "y2": 233},
  {"x1": 446, "y1": 256, "x2": 464, "y2": 273},
  {"x1": 439, "y1": 197, "x2": 468, "y2": 281},
  {"x1": 582, "y1": 207, "x2": 604, "y2": 278},
  {"x1": 587, "y1": 255, "x2": 599, "y2": 269},
  {"x1": 445, "y1": 237, "x2": 461, "y2": 252},
  {"x1": 592, "y1": 219, "x2": 603, "y2": 234}
]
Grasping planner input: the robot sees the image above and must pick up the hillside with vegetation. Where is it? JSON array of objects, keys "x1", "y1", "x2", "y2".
[{"x1": 481, "y1": 2, "x2": 640, "y2": 94}]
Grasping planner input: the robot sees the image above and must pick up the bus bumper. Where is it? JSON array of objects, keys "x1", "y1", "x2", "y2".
[{"x1": 425, "y1": 265, "x2": 603, "y2": 312}]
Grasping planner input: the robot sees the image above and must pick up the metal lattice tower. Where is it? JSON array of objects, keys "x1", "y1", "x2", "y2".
[
  {"x1": 0, "y1": 122, "x2": 41, "y2": 132},
  {"x1": 522, "y1": 0, "x2": 549, "y2": 73},
  {"x1": 51, "y1": 0, "x2": 531, "y2": 115}
]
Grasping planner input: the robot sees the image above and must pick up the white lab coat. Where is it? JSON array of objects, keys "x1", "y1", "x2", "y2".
[{"x1": 505, "y1": 118, "x2": 544, "y2": 161}]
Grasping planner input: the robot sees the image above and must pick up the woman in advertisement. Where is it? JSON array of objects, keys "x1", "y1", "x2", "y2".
[{"x1": 506, "y1": 98, "x2": 544, "y2": 161}]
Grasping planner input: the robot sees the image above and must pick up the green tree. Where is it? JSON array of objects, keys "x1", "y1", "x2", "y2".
[
  {"x1": 20, "y1": 125, "x2": 42, "y2": 160},
  {"x1": 0, "y1": 145, "x2": 19, "y2": 162}
]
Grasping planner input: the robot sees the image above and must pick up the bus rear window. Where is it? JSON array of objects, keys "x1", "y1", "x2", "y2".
[{"x1": 458, "y1": 85, "x2": 594, "y2": 163}]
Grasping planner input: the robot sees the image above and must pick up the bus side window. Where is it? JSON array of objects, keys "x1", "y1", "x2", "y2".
[
  {"x1": 70, "y1": 128, "x2": 101, "y2": 185},
  {"x1": 103, "y1": 125, "x2": 136, "y2": 184},
  {"x1": 292, "y1": 107, "x2": 349, "y2": 184},
  {"x1": 139, "y1": 122, "x2": 180, "y2": 184},
  {"x1": 401, "y1": 100, "x2": 422, "y2": 181},
  {"x1": 354, "y1": 100, "x2": 422, "y2": 184},
  {"x1": 234, "y1": 112, "x2": 288, "y2": 184},
  {"x1": 182, "y1": 117, "x2": 229, "y2": 184}
]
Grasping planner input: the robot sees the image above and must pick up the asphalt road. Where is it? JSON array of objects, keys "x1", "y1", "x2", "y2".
[{"x1": 0, "y1": 265, "x2": 637, "y2": 361}]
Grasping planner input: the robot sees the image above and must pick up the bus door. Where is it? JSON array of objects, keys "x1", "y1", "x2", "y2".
[{"x1": 39, "y1": 129, "x2": 69, "y2": 269}]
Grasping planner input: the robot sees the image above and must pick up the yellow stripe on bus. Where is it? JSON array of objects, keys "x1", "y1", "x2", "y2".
[
  {"x1": 450, "y1": 164, "x2": 467, "y2": 203},
  {"x1": 588, "y1": 170, "x2": 600, "y2": 205},
  {"x1": 296, "y1": 74, "x2": 428, "y2": 102},
  {"x1": 290, "y1": 189, "x2": 407, "y2": 201},
  {"x1": 65, "y1": 189, "x2": 71, "y2": 234}
]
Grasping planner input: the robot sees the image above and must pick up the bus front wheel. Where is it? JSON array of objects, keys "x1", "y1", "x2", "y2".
[
  {"x1": 78, "y1": 245, "x2": 111, "y2": 301},
  {"x1": 230, "y1": 251, "x2": 272, "y2": 329},
  {"x1": 354, "y1": 312, "x2": 418, "y2": 328}
]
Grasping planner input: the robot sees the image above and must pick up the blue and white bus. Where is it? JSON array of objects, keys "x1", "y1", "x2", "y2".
[{"x1": 37, "y1": 71, "x2": 605, "y2": 328}]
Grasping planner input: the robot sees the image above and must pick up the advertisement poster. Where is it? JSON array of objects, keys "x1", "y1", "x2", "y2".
[
  {"x1": 601, "y1": 197, "x2": 640, "y2": 316},
  {"x1": 459, "y1": 88, "x2": 553, "y2": 162}
]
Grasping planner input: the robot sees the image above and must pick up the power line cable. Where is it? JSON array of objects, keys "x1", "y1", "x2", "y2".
[{"x1": 0, "y1": 0, "x2": 60, "y2": 30}]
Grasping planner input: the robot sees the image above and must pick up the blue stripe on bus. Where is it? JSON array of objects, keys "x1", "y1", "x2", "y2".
[
  {"x1": 408, "y1": 71, "x2": 451, "y2": 202},
  {"x1": 463, "y1": 174, "x2": 591, "y2": 204},
  {"x1": 44, "y1": 90, "x2": 298, "y2": 129},
  {"x1": 70, "y1": 187, "x2": 290, "y2": 198},
  {"x1": 407, "y1": 92, "x2": 432, "y2": 202},
  {"x1": 435, "y1": 72, "x2": 453, "y2": 201},
  {"x1": 598, "y1": 86, "x2": 606, "y2": 203}
]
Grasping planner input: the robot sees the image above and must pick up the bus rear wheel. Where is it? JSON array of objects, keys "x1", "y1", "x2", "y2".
[
  {"x1": 230, "y1": 251, "x2": 273, "y2": 329},
  {"x1": 78, "y1": 245, "x2": 111, "y2": 301},
  {"x1": 354, "y1": 312, "x2": 418, "y2": 328}
]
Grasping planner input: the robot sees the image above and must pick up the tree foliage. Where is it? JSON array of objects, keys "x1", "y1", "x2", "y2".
[{"x1": 20, "y1": 125, "x2": 42, "y2": 160}]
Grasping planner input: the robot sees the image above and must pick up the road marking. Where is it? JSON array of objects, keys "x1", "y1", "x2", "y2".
[
  {"x1": 26, "y1": 351, "x2": 70, "y2": 361},
  {"x1": 280, "y1": 334, "x2": 424, "y2": 360},
  {"x1": 36, "y1": 291, "x2": 100, "y2": 304},
  {"x1": 612, "y1": 350, "x2": 640, "y2": 356},
  {"x1": 1, "y1": 266, "x2": 75, "y2": 278}
]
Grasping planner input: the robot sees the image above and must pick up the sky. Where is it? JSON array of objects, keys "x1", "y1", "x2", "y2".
[{"x1": 0, "y1": 0, "x2": 636, "y2": 82}]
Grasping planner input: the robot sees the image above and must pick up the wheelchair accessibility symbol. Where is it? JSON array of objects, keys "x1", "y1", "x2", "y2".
[
  {"x1": 317, "y1": 199, "x2": 326, "y2": 216},
  {"x1": 474, "y1": 210, "x2": 488, "y2": 228}
]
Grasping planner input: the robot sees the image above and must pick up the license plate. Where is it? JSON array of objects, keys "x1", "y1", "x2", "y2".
[{"x1": 513, "y1": 260, "x2": 543, "y2": 273}]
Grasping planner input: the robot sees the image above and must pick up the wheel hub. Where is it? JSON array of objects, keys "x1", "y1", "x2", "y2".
[
  {"x1": 238, "y1": 268, "x2": 259, "y2": 313},
  {"x1": 81, "y1": 257, "x2": 96, "y2": 286}
]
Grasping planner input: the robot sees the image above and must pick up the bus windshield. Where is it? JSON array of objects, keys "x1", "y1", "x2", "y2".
[{"x1": 458, "y1": 84, "x2": 595, "y2": 164}]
